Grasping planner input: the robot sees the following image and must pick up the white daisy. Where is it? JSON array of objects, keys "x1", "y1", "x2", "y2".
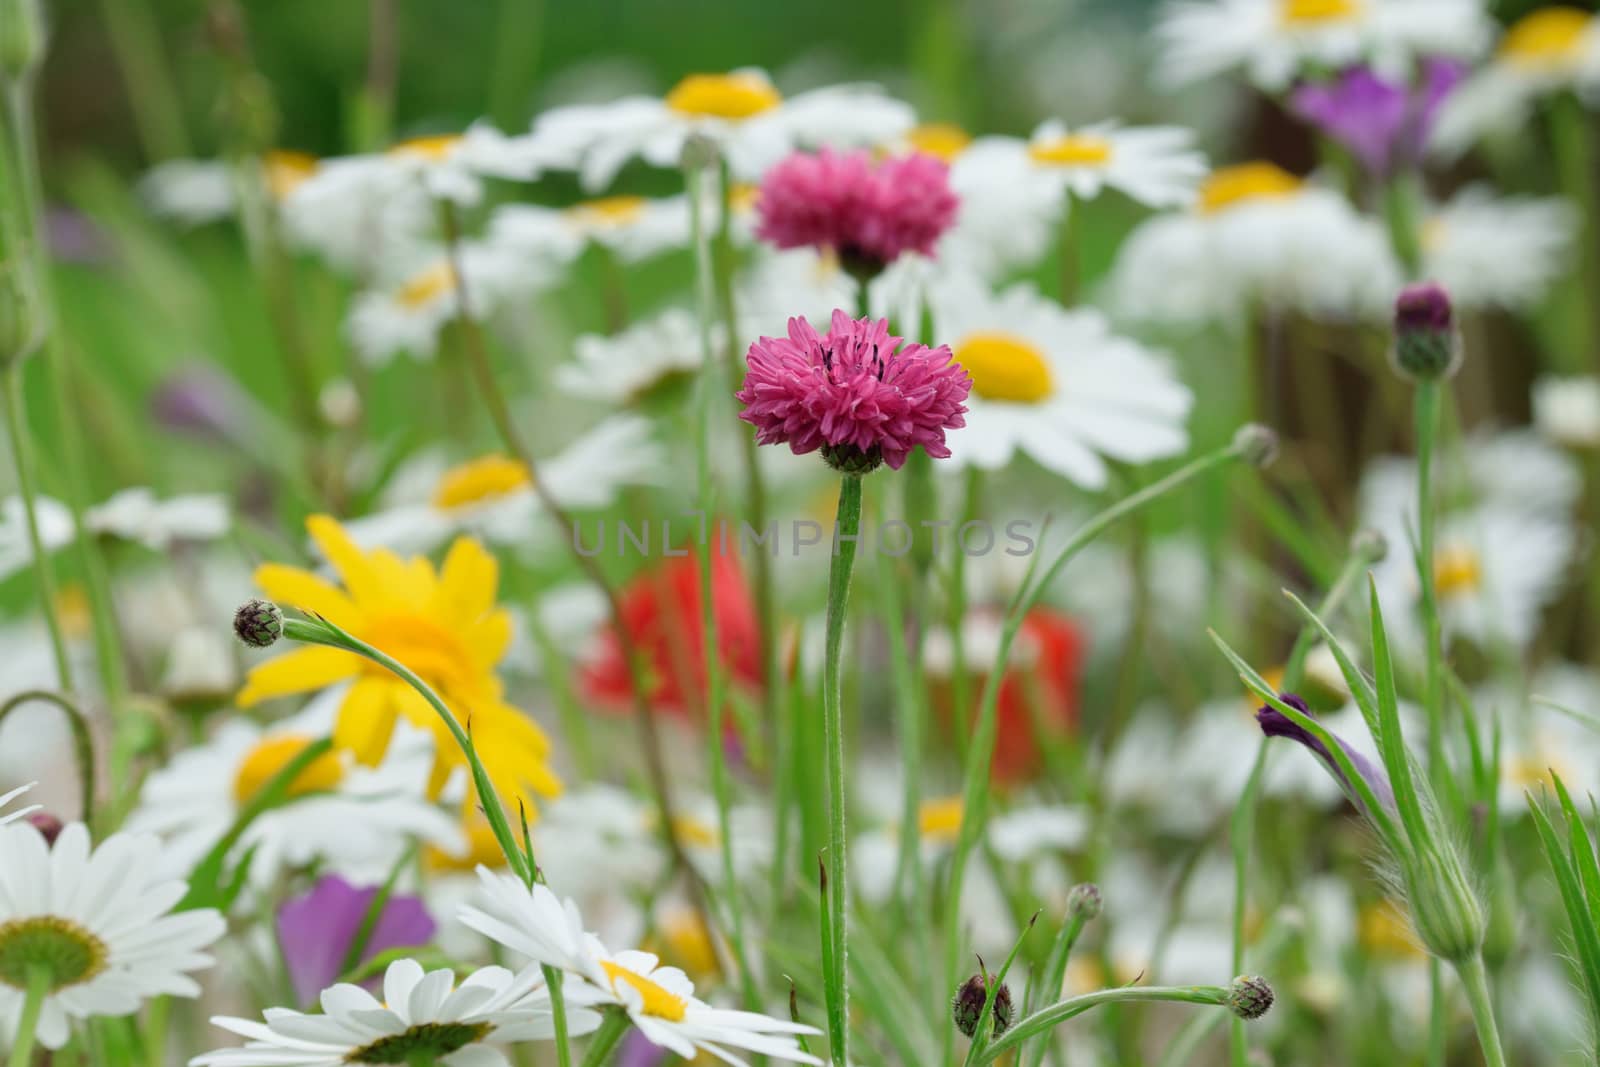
[
  {"x1": 923, "y1": 132, "x2": 1060, "y2": 279},
  {"x1": 459, "y1": 869, "x2": 820, "y2": 1066},
  {"x1": 735, "y1": 248, "x2": 858, "y2": 341},
  {"x1": 1156, "y1": 0, "x2": 1490, "y2": 92},
  {"x1": 1359, "y1": 429, "x2": 1581, "y2": 525},
  {"x1": 346, "y1": 242, "x2": 558, "y2": 365},
  {"x1": 86, "y1": 488, "x2": 230, "y2": 549},
  {"x1": 1488, "y1": 664, "x2": 1600, "y2": 813},
  {"x1": 138, "y1": 159, "x2": 236, "y2": 226},
  {"x1": 341, "y1": 416, "x2": 662, "y2": 555},
  {"x1": 0, "y1": 495, "x2": 73, "y2": 582},
  {"x1": 532, "y1": 68, "x2": 913, "y2": 190},
  {"x1": 0, "y1": 782, "x2": 37, "y2": 825},
  {"x1": 930, "y1": 274, "x2": 1192, "y2": 488},
  {"x1": 556, "y1": 309, "x2": 710, "y2": 404},
  {"x1": 1110, "y1": 162, "x2": 1400, "y2": 324},
  {"x1": 973, "y1": 120, "x2": 1207, "y2": 210},
  {"x1": 122, "y1": 691, "x2": 461, "y2": 888},
  {"x1": 1432, "y1": 6, "x2": 1600, "y2": 156},
  {"x1": 0, "y1": 821, "x2": 225, "y2": 1050},
  {"x1": 490, "y1": 195, "x2": 692, "y2": 267},
  {"x1": 1421, "y1": 186, "x2": 1575, "y2": 309},
  {"x1": 193, "y1": 957, "x2": 595, "y2": 1067},
  {"x1": 1533, "y1": 374, "x2": 1600, "y2": 448}
]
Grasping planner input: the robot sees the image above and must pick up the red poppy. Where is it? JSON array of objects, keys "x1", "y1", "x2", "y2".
[{"x1": 579, "y1": 542, "x2": 762, "y2": 720}]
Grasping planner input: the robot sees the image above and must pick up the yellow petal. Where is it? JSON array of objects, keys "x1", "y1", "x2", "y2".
[
  {"x1": 254, "y1": 563, "x2": 363, "y2": 630},
  {"x1": 306, "y1": 515, "x2": 387, "y2": 607},
  {"x1": 465, "y1": 610, "x2": 513, "y2": 669},
  {"x1": 334, "y1": 679, "x2": 400, "y2": 766},
  {"x1": 237, "y1": 646, "x2": 357, "y2": 706},
  {"x1": 436, "y1": 537, "x2": 498, "y2": 622}
]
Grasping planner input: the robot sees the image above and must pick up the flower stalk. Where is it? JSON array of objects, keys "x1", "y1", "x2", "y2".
[{"x1": 6, "y1": 964, "x2": 49, "y2": 1067}]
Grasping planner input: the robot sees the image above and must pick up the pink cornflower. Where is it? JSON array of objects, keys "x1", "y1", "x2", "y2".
[
  {"x1": 736, "y1": 309, "x2": 971, "y2": 472},
  {"x1": 754, "y1": 149, "x2": 958, "y2": 275}
]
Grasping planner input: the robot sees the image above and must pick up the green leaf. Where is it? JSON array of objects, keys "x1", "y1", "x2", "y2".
[{"x1": 1527, "y1": 789, "x2": 1600, "y2": 1036}]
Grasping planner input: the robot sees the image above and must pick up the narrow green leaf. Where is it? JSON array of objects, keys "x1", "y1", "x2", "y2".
[{"x1": 1527, "y1": 793, "x2": 1600, "y2": 1032}]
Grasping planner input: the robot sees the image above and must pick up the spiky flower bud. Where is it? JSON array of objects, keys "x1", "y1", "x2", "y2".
[
  {"x1": 821, "y1": 443, "x2": 884, "y2": 475},
  {"x1": 1227, "y1": 975, "x2": 1275, "y2": 1020},
  {"x1": 1232, "y1": 423, "x2": 1278, "y2": 468},
  {"x1": 233, "y1": 598, "x2": 283, "y2": 648},
  {"x1": 952, "y1": 972, "x2": 1014, "y2": 1038},
  {"x1": 1390, "y1": 282, "x2": 1461, "y2": 381},
  {"x1": 1351, "y1": 527, "x2": 1388, "y2": 564},
  {"x1": 1067, "y1": 882, "x2": 1103, "y2": 921}
]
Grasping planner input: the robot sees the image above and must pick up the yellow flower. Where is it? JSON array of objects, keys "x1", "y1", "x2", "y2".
[{"x1": 238, "y1": 515, "x2": 561, "y2": 818}]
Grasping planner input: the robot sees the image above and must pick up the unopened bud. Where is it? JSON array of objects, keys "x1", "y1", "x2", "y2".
[
  {"x1": 1390, "y1": 282, "x2": 1460, "y2": 381},
  {"x1": 233, "y1": 598, "x2": 283, "y2": 648},
  {"x1": 1067, "y1": 882, "x2": 1103, "y2": 921},
  {"x1": 25, "y1": 811, "x2": 62, "y2": 845},
  {"x1": 1227, "y1": 975, "x2": 1275, "y2": 1020},
  {"x1": 680, "y1": 132, "x2": 721, "y2": 173},
  {"x1": 1351, "y1": 527, "x2": 1388, "y2": 564},
  {"x1": 1402, "y1": 847, "x2": 1486, "y2": 964},
  {"x1": 952, "y1": 971, "x2": 1014, "y2": 1038},
  {"x1": 1232, "y1": 423, "x2": 1278, "y2": 468}
]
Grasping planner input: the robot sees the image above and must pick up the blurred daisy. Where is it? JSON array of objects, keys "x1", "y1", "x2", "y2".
[
  {"x1": 1420, "y1": 187, "x2": 1574, "y2": 309},
  {"x1": 1533, "y1": 375, "x2": 1600, "y2": 448},
  {"x1": 928, "y1": 134, "x2": 1061, "y2": 278},
  {"x1": 347, "y1": 243, "x2": 560, "y2": 365},
  {"x1": 1360, "y1": 429, "x2": 1580, "y2": 524},
  {"x1": 194, "y1": 957, "x2": 594, "y2": 1066},
  {"x1": 1433, "y1": 6, "x2": 1600, "y2": 155},
  {"x1": 556, "y1": 309, "x2": 709, "y2": 404},
  {"x1": 0, "y1": 821, "x2": 225, "y2": 1050},
  {"x1": 138, "y1": 159, "x2": 235, "y2": 225},
  {"x1": 238, "y1": 516, "x2": 562, "y2": 819},
  {"x1": 1111, "y1": 162, "x2": 1399, "y2": 324},
  {"x1": 489, "y1": 194, "x2": 693, "y2": 267},
  {"x1": 86, "y1": 488, "x2": 229, "y2": 549},
  {"x1": 532, "y1": 68, "x2": 913, "y2": 190},
  {"x1": 460, "y1": 870, "x2": 820, "y2": 1065},
  {"x1": 123, "y1": 693, "x2": 461, "y2": 887},
  {"x1": 931, "y1": 275, "x2": 1192, "y2": 487},
  {"x1": 1489, "y1": 664, "x2": 1600, "y2": 813},
  {"x1": 735, "y1": 248, "x2": 857, "y2": 339},
  {"x1": 343, "y1": 416, "x2": 662, "y2": 554},
  {"x1": 964, "y1": 120, "x2": 1207, "y2": 211},
  {"x1": 0, "y1": 782, "x2": 37, "y2": 824},
  {"x1": 1156, "y1": 0, "x2": 1489, "y2": 91}
]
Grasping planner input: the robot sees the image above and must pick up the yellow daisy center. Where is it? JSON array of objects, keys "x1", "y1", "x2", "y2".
[
  {"x1": 645, "y1": 911, "x2": 721, "y2": 980},
  {"x1": 1504, "y1": 752, "x2": 1572, "y2": 791},
  {"x1": 664, "y1": 72, "x2": 782, "y2": 119},
  {"x1": 426, "y1": 819, "x2": 508, "y2": 873},
  {"x1": 602, "y1": 960, "x2": 690, "y2": 1021},
  {"x1": 908, "y1": 123, "x2": 972, "y2": 162},
  {"x1": 1433, "y1": 545, "x2": 1482, "y2": 600},
  {"x1": 1197, "y1": 162, "x2": 1303, "y2": 214},
  {"x1": 1500, "y1": 7, "x2": 1593, "y2": 67},
  {"x1": 264, "y1": 150, "x2": 317, "y2": 200},
  {"x1": 671, "y1": 814, "x2": 721, "y2": 851},
  {"x1": 232, "y1": 733, "x2": 345, "y2": 806},
  {"x1": 918, "y1": 795, "x2": 965, "y2": 845},
  {"x1": 388, "y1": 134, "x2": 464, "y2": 162},
  {"x1": 955, "y1": 332, "x2": 1055, "y2": 404},
  {"x1": 1279, "y1": 0, "x2": 1361, "y2": 25},
  {"x1": 54, "y1": 583, "x2": 91, "y2": 640},
  {"x1": 1028, "y1": 133, "x2": 1113, "y2": 168},
  {"x1": 1357, "y1": 901, "x2": 1425, "y2": 961},
  {"x1": 568, "y1": 196, "x2": 648, "y2": 230},
  {"x1": 432, "y1": 454, "x2": 532, "y2": 510},
  {"x1": 397, "y1": 262, "x2": 457, "y2": 310}
]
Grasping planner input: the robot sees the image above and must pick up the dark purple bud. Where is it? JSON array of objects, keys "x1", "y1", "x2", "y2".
[
  {"x1": 1257, "y1": 692, "x2": 1394, "y2": 815},
  {"x1": 1391, "y1": 283, "x2": 1460, "y2": 380},
  {"x1": 952, "y1": 971, "x2": 1015, "y2": 1038},
  {"x1": 25, "y1": 811, "x2": 63, "y2": 845}
]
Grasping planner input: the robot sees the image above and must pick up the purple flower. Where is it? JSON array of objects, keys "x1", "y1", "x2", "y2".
[
  {"x1": 1256, "y1": 693, "x2": 1395, "y2": 816},
  {"x1": 1290, "y1": 59, "x2": 1466, "y2": 176},
  {"x1": 735, "y1": 310, "x2": 971, "y2": 473},
  {"x1": 276, "y1": 875, "x2": 436, "y2": 1006},
  {"x1": 615, "y1": 1029, "x2": 671, "y2": 1067},
  {"x1": 149, "y1": 364, "x2": 259, "y2": 444}
]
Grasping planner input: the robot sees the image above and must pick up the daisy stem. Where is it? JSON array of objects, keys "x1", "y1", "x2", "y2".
[
  {"x1": 980, "y1": 984, "x2": 1231, "y2": 1066},
  {"x1": 686, "y1": 153, "x2": 759, "y2": 1008},
  {"x1": 435, "y1": 199, "x2": 721, "y2": 937},
  {"x1": 6, "y1": 964, "x2": 49, "y2": 1067},
  {"x1": 544, "y1": 966, "x2": 574, "y2": 1067},
  {"x1": 1455, "y1": 953, "x2": 1507, "y2": 1067},
  {"x1": 0, "y1": 366, "x2": 72, "y2": 689},
  {"x1": 0, "y1": 689, "x2": 95, "y2": 826},
  {"x1": 577, "y1": 1009, "x2": 631, "y2": 1067},
  {"x1": 822, "y1": 473, "x2": 864, "y2": 1066},
  {"x1": 939, "y1": 441, "x2": 1249, "y2": 1065},
  {"x1": 1056, "y1": 189, "x2": 1079, "y2": 305}
]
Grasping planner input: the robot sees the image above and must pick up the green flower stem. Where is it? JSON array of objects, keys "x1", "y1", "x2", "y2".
[
  {"x1": 1413, "y1": 379, "x2": 1449, "y2": 789},
  {"x1": 873, "y1": 560, "x2": 928, "y2": 919},
  {"x1": 940, "y1": 442, "x2": 1250, "y2": 1051},
  {"x1": 821, "y1": 473, "x2": 864, "y2": 1066},
  {"x1": 946, "y1": 466, "x2": 981, "y2": 766},
  {"x1": 0, "y1": 689, "x2": 95, "y2": 826},
  {"x1": 95, "y1": 0, "x2": 190, "y2": 160},
  {"x1": 980, "y1": 985, "x2": 1230, "y2": 1066},
  {"x1": 1381, "y1": 169, "x2": 1424, "y2": 276},
  {"x1": 544, "y1": 966, "x2": 573, "y2": 1067},
  {"x1": 435, "y1": 200, "x2": 720, "y2": 939},
  {"x1": 1550, "y1": 94, "x2": 1600, "y2": 372},
  {"x1": 1056, "y1": 189, "x2": 1080, "y2": 305},
  {"x1": 685, "y1": 157, "x2": 758, "y2": 1008},
  {"x1": 578, "y1": 1009, "x2": 631, "y2": 1067},
  {"x1": 1456, "y1": 954, "x2": 1507, "y2": 1067},
  {"x1": 0, "y1": 366, "x2": 71, "y2": 688},
  {"x1": 1226, "y1": 542, "x2": 1375, "y2": 1067},
  {"x1": 7, "y1": 964, "x2": 49, "y2": 1067},
  {"x1": 1022, "y1": 912, "x2": 1089, "y2": 1067}
]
